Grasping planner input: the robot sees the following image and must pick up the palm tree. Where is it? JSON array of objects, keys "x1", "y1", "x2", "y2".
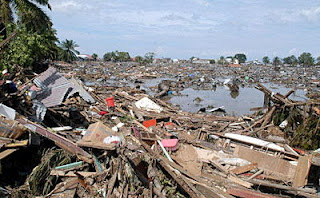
[
  {"x1": 59, "y1": 39, "x2": 80, "y2": 63},
  {"x1": 272, "y1": 56, "x2": 282, "y2": 66},
  {"x1": 92, "y1": 53, "x2": 98, "y2": 61},
  {"x1": 0, "y1": 0, "x2": 52, "y2": 37}
]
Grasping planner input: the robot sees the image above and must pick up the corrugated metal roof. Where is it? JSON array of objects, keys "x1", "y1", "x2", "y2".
[
  {"x1": 34, "y1": 67, "x2": 70, "y2": 89},
  {"x1": 34, "y1": 67, "x2": 72, "y2": 107},
  {"x1": 34, "y1": 67, "x2": 94, "y2": 107},
  {"x1": 69, "y1": 78, "x2": 95, "y2": 103}
]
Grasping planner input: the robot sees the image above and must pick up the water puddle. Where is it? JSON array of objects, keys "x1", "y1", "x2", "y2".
[{"x1": 169, "y1": 84, "x2": 307, "y2": 116}]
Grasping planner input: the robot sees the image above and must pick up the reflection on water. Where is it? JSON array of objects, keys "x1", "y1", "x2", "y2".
[{"x1": 169, "y1": 84, "x2": 307, "y2": 116}]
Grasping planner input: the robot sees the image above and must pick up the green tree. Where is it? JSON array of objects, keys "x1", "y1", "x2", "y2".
[
  {"x1": 0, "y1": 27, "x2": 58, "y2": 70},
  {"x1": 135, "y1": 56, "x2": 144, "y2": 65},
  {"x1": 209, "y1": 59, "x2": 216, "y2": 64},
  {"x1": 103, "y1": 52, "x2": 112, "y2": 61},
  {"x1": 92, "y1": 53, "x2": 98, "y2": 61},
  {"x1": 283, "y1": 57, "x2": 291, "y2": 65},
  {"x1": 58, "y1": 39, "x2": 80, "y2": 63},
  {"x1": 103, "y1": 51, "x2": 130, "y2": 62},
  {"x1": 262, "y1": 56, "x2": 270, "y2": 65},
  {"x1": 117, "y1": 51, "x2": 130, "y2": 62},
  {"x1": 144, "y1": 52, "x2": 155, "y2": 63},
  {"x1": 234, "y1": 53, "x2": 247, "y2": 64},
  {"x1": 189, "y1": 56, "x2": 196, "y2": 62},
  {"x1": 283, "y1": 55, "x2": 298, "y2": 66},
  {"x1": 298, "y1": 52, "x2": 314, "y2": 66},
  {"x1": 0, "y1": 0, "x2": 52, "y2": 37},
  {"x1": 316, "y1": 56, "x2": 320, "y2": 65},
  {"x1": 272, "y1": 57, "x2": 282, "y2": 66},
  {"x1": 217, "y1": 56, "x2": 225, "y2": 65}
]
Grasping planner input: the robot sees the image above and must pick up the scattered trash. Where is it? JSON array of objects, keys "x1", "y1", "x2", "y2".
[
  {"x1": 135, "y1": 97, "x2": 163, "y2": 113},
  {"x1": 0, "y1": 62, "x2": 318, "y2": 198}
]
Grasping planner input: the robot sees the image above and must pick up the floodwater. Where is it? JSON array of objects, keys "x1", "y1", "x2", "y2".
[
  {"x1": 85, "y1": 77, "x2": 307, "y2": 116},
  {"x1": 169, "y1": 84, "x2": 307, "y2": 116},
  {"x1": 138, "y1": 77, "x2": 176, "y2": 95}
]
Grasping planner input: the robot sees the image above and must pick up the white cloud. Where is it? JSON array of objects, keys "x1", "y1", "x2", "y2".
[
  {"x1": 51, "y1": 1, "x2": 83, "y2": 12},
  {"x1": 49, "y1": 0, "x2": 320, "y2": 59},
  {"x1": 300, "y1": 7, "x2": 320, "y2": 21},
  {"x1": 190, "y1": 0, "x2": 209, "y2": 7},
  {"x1": 289, "y1": 48, "x2": 297, "y2": 55},
  {"x1": 267, "y1": 6, "x2": 320, "y2": 24}
]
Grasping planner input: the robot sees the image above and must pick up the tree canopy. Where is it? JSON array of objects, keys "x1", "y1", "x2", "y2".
[
  {"x1": 58, "y1": 39, "x2": 80, "y2": 63},
  {"x1": 272, "y1": 57, "x2": 282, "y2": 66},
  {"x1": 298, "y1": 52, "x2": 314, "y2": 66},
  {"x1": 283, "y1": 55, "x2": 298, "y2": 66},
  {"x1": 92, "y1": 53, "x2": 98, "y2": 61},
  {"x1": 0, "y1": 26, "x2": 58, "y2": 71},
  {"x1": 234, "y1": 53, "x2": 247, "y2": 64},
  {"x1": 0, "y1": 0, "x2": 52, "y2": 36},
  {"x1": 144, "y1": 52, "x2": 155, "y2": 63},
  {"x1": 103, "y1": 51, "x2": 130, "y2": 62},
  {"x1": 262, "y1": 56, "x2": 270, "y2": 65},
  {"x1": 316, "y1": 56, "x2": 320, "y2": 65}
]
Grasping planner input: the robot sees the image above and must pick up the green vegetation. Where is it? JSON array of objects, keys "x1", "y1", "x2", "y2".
[
  {"x1": 135, "y1": 55, "x2": 144, "y2": 65},
  {"x1": 234, "y1": 53, "x2": 247, "y2": 63},
  {"x1": 209, "y1": 59, "x2": 216, "y2": 64},
  {"x1": 217, "y1": 56, "x2": 225, "y2": 65},
  {"x1": 103, "y1": 50, "x2": 130, "y2": 62},
  {"x1": 262, "y1": 52, "x2": 317, "y2": 67},
  {"x1": 58, "y1": 39, "x2": 80, "y2": 63},
  {"x1": 272, "y1": 56, "x2": 282, "y2": 66},
  {"x1": 262, "y1": 56, "x2": 270, "y2": 65},
  {"x1": 283, "y1": 55, "x2": 298, "y2": 66},
  {"x1": 0, "y1": 26, "x2": 59, "y2": 71},
  {"x1": 0, "y1": 0, "x2": 52, "y2": 37},
  {"x1": 144, "y1": 52, "x2": 155, "y2": 63},
  {"x1": 298, "y1": 52, "x2": 314, "y2": 66},
  {"x1": 92, "y1": 53, "x2": 98, "y2": 61},
  {"x1": 317, "y1": 56, "x2": 320, "y2": 65}
]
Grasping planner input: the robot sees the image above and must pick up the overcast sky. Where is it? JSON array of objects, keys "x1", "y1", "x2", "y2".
[{"x1": 48, "y1": 0, "x2": 320, "y2": 60}]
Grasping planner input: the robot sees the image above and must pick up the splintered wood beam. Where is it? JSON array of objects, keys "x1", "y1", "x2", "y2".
[
  {"x1": 231, "y1": 163, "x2": 258, "y2": 175},
  {"x1": 17, "y1": 118, "x2": 93, "y2": 163}
]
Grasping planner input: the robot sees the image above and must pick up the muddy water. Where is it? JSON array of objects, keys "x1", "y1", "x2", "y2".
[
  {"x1": 85, "y1": 77, "x2": 307, "y2": 116},
  {"x1": 169, "y1": 84, "x2": 307, "y2": 116}
]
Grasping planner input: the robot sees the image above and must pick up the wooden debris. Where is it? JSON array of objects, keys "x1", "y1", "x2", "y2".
[{"x1": 231, "y1": 163, "x2": 258, "y2": 175}]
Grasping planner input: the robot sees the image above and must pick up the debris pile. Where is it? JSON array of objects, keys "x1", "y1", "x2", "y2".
[{"x1": 0, "y1": 64, "x2": 319, "y2": 198}]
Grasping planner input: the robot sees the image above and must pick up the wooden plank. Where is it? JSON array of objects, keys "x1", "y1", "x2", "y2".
[
  {"x1": 249, "y1": 179, "x2": 317, "y2": 194},
  {"x1": 0, "y1": 149, "x2": 17, "y2": 160},
  {"x1": 76, "y1": 140, "x2": 116, "y2": 150},
  {"x1": 312, "y1": 107, "x2": 320, "y2": 115},
  {"x1": 231, "y1": 163, "x2": 257, "y2": 175},
  {"x1": 50, "y1": 170, "x2": 96, "y2": 177},
  {"x1": 18, "y1": 119, "x2": 93, "y2": 163},
  {"x1": 234, "y1": 145, "x2": 296, "y2": 182},
  {"x1": 5, "y1": 140, "x2": 28, "y2": 148},
  {"x1": 227, "y1": 175, "x2": 253, "y2": 188},
  {"x1": 210, "y1": 160, "x2": 229, "y2": 174},
  {"x1": 292, "y1": 156, "x2": 311, "y2": 187},
  {"x1": 227, "y1": 187, "x2": 278, "y2": 198},
  {"x1": 246, "y1": 169, "x2": 263, "y2": 181}
]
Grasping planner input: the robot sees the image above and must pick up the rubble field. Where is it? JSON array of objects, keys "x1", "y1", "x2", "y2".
[{"x1": 0, "y1": 61, "x2": 319, "y2": 198}]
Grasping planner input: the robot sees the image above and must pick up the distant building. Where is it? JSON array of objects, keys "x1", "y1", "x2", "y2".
[
  {"x1": 77, "y1": 54, "x2": 93, "y2": 60},
  {"x1": 192, "y1": 58, "x2": 210, "y2": 64},
  {"x1": 243, "y1": 59, "x2": 262, "y2": 65},
  {"x1": 153, "y1": 58, "x2": 171, "y2": 63},
  {"x1": 171, "y1": 59, "x2": 179, "y2": 63},
  {"x1": 225, "y1": 58, "x2": 239, "y2": 64},
  {"x1": 228, "y1": 64, "x2": 242, "y2": 67}
]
